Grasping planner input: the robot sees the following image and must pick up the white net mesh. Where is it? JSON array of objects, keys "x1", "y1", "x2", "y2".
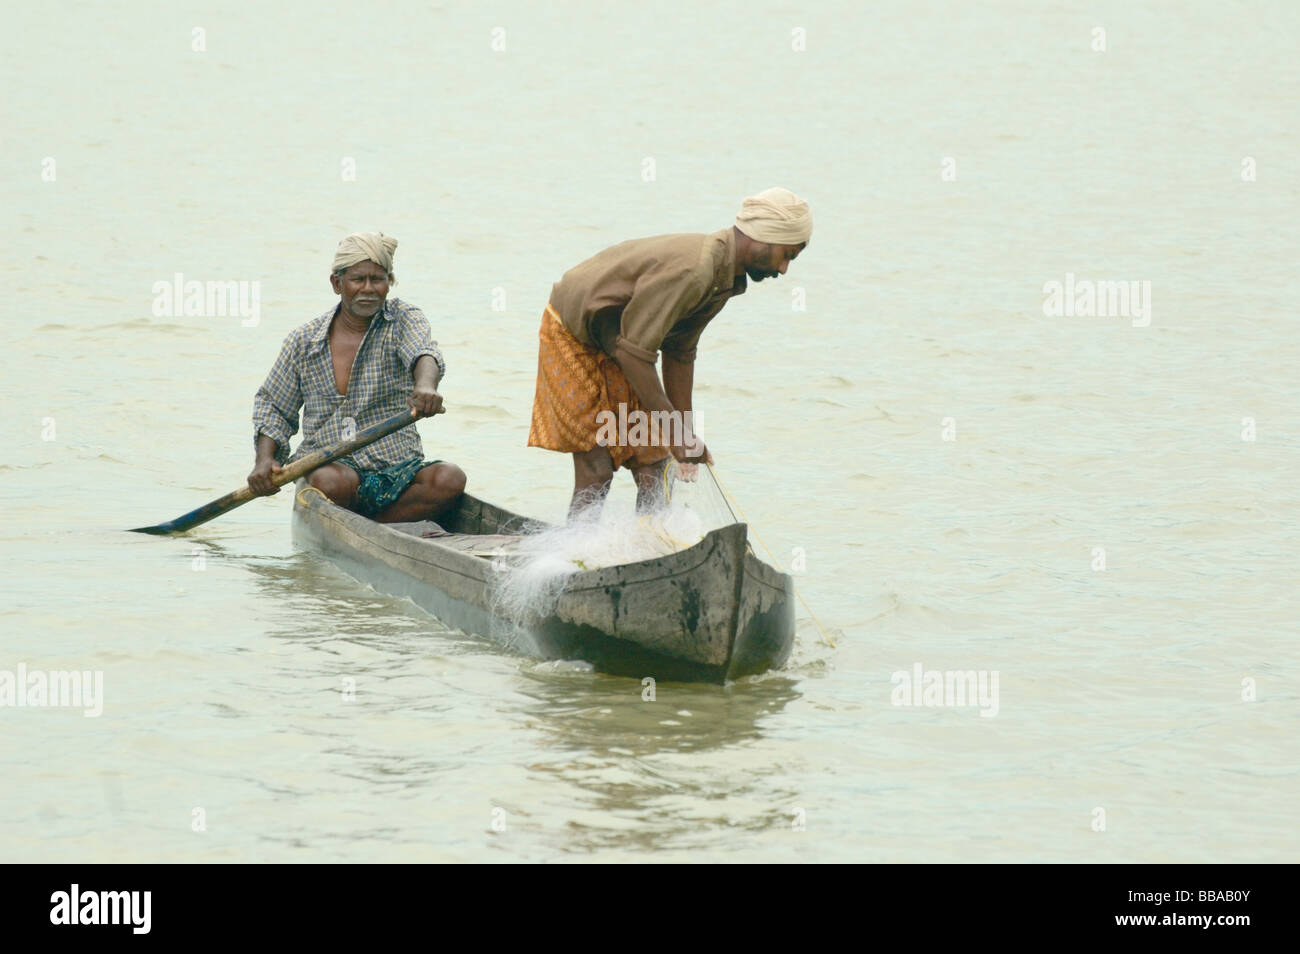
[{"x1": 489, "y1": 461, "x2": 739, "y2": 632}]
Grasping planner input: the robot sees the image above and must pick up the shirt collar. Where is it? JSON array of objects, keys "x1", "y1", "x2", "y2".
[
  {"x1": 716, "y1": 228, "x2": 747, "y2": 298},
  {"x1": 307, "y1": 300, "x2": 395, "y2": 353}
]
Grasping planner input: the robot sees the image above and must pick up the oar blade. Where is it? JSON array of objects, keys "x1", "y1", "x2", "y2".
[
  {"x1": 129, "y1": 409, "x2": 419, "y2": 536},
  {"x1": 128, "y1": 523, "x2": 178, "y2": 535},
  {"x1": 128, "y1": 502, "x2": 223, "y2": 535}
]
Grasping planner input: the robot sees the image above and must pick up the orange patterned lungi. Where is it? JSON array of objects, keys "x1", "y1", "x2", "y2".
[{"x1": 527, "y1": 304, "x2": 671, "y2": 471}]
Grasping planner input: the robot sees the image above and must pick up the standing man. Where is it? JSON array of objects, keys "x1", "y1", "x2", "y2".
[
  {"x1": 528, "y1": 187, "x2": 812, "y2": 517},
  {"x1": 248, "y1": 232, "x2": 467, "y2": 523}
]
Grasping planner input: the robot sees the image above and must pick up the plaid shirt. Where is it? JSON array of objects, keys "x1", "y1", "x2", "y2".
[{"x1": 252, "y1": 297, "x2": 446, "y2": 471}]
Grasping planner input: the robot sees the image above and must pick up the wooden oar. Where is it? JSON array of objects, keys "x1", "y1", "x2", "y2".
[{"x1": 129, "y1": 409, "x2": 423, "y2": 535}]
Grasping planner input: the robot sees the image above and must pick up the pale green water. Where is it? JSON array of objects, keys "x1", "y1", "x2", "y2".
[{"x1": 2, "y1": 1, "x2": 1297, "y2": 862}]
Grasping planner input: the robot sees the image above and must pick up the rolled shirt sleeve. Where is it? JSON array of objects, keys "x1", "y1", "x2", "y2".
[
  {"x1": 617, "y1": 267, "x2": 711, "y2": 361},
  {"x1": 660, "y1": 303, "x2": 725, "y2": 363},
  {"x1": 659, "y1": 235, "x2": 744, "y2": 362},
  {"x1": 252, "y1": 331, "x2": 304, "y2": 466},
  {"x1": 396, "y1": 304, "x2": 446, "y2": 380}
]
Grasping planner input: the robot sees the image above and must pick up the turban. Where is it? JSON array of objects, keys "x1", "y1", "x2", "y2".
[
  {"x1": 332, "y1": 231, "x2": 398, "y2": 283},
  {"x1": 734, "y1": 187, "x2": 812, "y2": 245}
]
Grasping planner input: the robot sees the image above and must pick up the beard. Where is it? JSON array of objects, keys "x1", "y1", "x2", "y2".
[
  {"x1": 746, "y1": 266, "x2": 779, "y2": 282},
  {"x1": 349, "y1": 296, "x2": 384, "y2": 318}
]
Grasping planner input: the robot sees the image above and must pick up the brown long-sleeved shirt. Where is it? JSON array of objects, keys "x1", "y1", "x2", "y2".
[{"x1": 548, "y1": 228, "x2": 747, "y2": 363}]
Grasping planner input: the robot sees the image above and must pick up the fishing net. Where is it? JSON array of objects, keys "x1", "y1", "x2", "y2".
[{"x1": 489, "y1": 461, "x2": 738, "y2": 635}]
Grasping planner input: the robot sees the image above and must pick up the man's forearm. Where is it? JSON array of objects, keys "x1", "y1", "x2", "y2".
[
  {"x1": 612, "y1": 344, "x2": 673, "y2": 413},
  {"x1": 413, "y1": 354, "x2": 442, "y2": 390},
  {"x1": 254, "y1": 433, "x2": 279, "y2": 463},
  {"x1": 661, "y1": 353, "x2": 694, "y2": 415}
]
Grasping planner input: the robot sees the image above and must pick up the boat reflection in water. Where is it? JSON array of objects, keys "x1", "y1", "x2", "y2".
[{"x1": 206, "y1": 533, "x2": 805, "y2": 856}]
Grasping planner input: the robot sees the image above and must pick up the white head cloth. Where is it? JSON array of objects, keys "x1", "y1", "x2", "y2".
[
  {"x1": 734, "y1": 187, "x2": 812, "y2": 245},
  {"x1": 332, "y1": 231, "x2": 398, "y2": 283}
]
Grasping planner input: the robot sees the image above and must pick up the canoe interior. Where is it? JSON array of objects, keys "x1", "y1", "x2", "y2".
[
  {"x1": 291, "y1": 486, "x2": 794, "y2": 683},
  {"x1": 438, "y1": 494, "x2": 540, "y2": 536}
]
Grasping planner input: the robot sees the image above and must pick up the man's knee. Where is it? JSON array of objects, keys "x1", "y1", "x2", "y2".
[
  {"x1": 421, "y1": 462, "x2": 466, "y2": 500},
  {"x1": 309, "y1": 466, "x2": 356, "y2": 505},
  {"x1": 574, "y1": 449, "x2": 614, "y2": 486}
]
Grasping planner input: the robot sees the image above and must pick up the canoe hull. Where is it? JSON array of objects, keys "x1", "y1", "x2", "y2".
[{"x1": 291, "y1": 486, "x2": 793, "y2": 683}]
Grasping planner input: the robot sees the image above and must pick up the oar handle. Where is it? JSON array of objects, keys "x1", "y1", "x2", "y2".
[
  {"x1": 129, "y1": 410, "x2": 423, "y2": 535},
  {"x1": 270, "y1": 409, "x2": 422, "y2": 487},
  {"x1": 223, "y1": 409, "x2": 421, "y2": 505}
]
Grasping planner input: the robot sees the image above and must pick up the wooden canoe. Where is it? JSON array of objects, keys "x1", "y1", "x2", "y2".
[{"x1": 290, "y1": 483, "x2": 794, "y2": 683}]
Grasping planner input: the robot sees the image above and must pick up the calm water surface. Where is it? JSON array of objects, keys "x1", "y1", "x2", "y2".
[{"x1": 2, "y1": 1, "x2": 1297, "y2": 861}]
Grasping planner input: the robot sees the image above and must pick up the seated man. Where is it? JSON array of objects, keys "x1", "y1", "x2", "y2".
[
  {"x1": 247, "y1": 231, "x2": 466, "y2": 522},
  {"x1": 528, "y1": 187, "x2": 811, "y2": 517}
]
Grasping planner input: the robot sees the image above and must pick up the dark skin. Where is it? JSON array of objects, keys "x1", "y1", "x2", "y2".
[
  {"x1": 248, "y1": 260, "x2": 466, "y2": 522},
  {"x1": 569, "y1": 227, "x2": 806, "y2": 517}
]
